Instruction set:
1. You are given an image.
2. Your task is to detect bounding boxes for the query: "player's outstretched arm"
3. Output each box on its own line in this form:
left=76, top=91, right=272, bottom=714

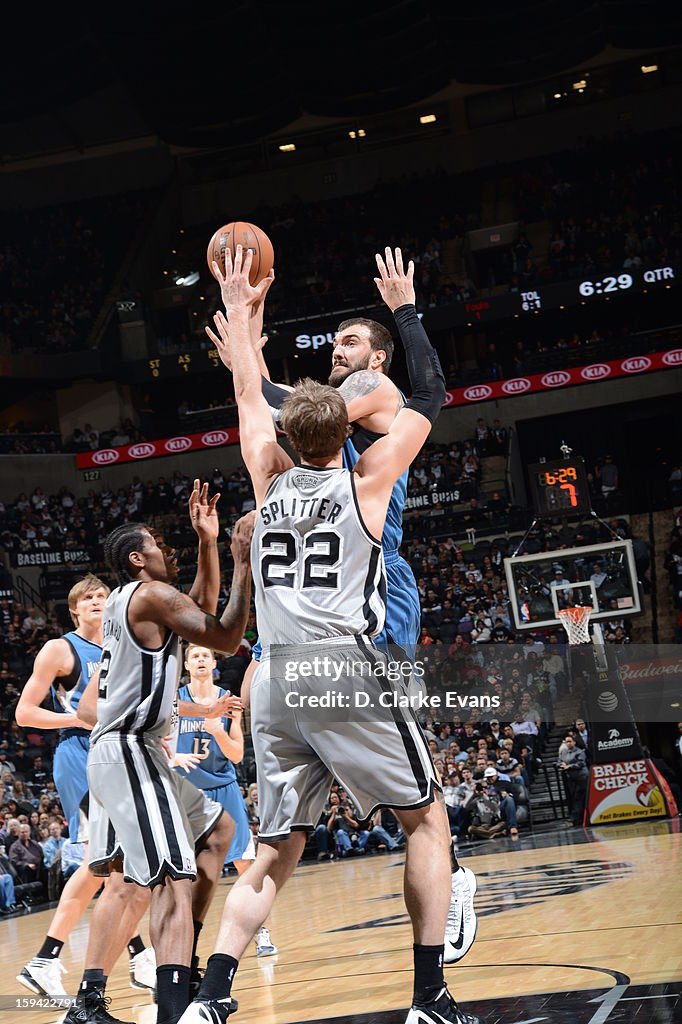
left=209, top=247, right=293, bottom=504
left=187, top=478, right=221, bottom=613
left=135, top=512, right=255, bottom=654
left=15, top=639, right=92, bottom=731
left=375, top=246, right=447, bottom=403
left=354, top=334, right=445, bottom=537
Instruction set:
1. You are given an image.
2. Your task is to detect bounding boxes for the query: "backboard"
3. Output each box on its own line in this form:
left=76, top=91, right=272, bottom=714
left=504, top=539, right=641, bottom=631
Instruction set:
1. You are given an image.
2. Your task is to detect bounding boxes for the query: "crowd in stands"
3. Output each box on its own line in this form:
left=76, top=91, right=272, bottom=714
left=0, top=423, right=662, bottom=903
left=0, top=426, right=62, bottom=456
left=1, top=193, right=153, bottom=357
left=507, top=132, right=681, bottom=293
left=150, top=128, right=681, bottom=349
left=666, top=507, right=682, bottom=643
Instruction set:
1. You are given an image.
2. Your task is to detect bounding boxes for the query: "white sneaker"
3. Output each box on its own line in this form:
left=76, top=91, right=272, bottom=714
left=444, top=865, right=477, bottom=964
left=129, top=946, right=157, bottom=990
left=177, top=995, right=238, bottom=1023
left=406, top=985, right=480, bottom=1024
left=254, top=927, right=278, bottom=957
left=17, top=957, right=68, bottom=996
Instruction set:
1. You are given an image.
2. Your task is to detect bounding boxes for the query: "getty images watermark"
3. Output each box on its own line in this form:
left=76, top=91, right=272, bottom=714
left=278, top=650, right=500, bottom=714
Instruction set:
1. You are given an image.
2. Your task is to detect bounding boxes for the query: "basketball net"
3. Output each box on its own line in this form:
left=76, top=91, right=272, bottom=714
left=557, top=606, right=593, bottom=645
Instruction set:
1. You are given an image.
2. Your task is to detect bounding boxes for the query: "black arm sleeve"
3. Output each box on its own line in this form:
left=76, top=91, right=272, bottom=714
left=393, top=303, right=446, bottom=424
left=261, top=377, right=290, bottom=410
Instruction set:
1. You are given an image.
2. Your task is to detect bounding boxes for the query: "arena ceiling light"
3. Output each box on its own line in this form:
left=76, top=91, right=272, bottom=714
left=419, top=113, right=437, bottom=124
left=348, top=129, right=366, bottom=139
left=279, top=143, right=296, bottom=152
left=641, top=64, right=658, bottom=73
left=572, top=79, right=587, bottom=92
left=175, top=272, right=200, bottom=286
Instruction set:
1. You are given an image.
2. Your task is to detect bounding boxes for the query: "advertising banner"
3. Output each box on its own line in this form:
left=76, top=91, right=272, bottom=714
left=10, top=548, right=91, bottom=568
left=586, top=758, right=677, bottom=825
left=75, top=428, right=240, bottom=470
left=443, top=347, right=682, bottom=408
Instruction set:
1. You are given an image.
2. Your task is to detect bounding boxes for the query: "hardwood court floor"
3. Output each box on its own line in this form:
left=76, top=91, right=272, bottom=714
left=1, top=821, right=680, bottom=1024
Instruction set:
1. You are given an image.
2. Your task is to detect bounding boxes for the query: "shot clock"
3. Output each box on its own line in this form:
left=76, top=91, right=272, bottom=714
left=528, top=457, right=592, bottom=518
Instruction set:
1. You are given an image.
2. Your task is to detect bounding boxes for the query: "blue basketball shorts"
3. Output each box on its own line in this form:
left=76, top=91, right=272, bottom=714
left=53, top=734, right=90, bottom=842
left=204, top=779, right=254, bottom=862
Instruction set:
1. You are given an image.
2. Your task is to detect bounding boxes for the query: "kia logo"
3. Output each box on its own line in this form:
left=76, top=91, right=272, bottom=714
left=581, top=363, right=611, bottom=380
left=502, top=378, right=531, bottom=394
left=541, top=371, right=571, bottom=387
left=165, top=436, right=193, bottom=452
left=92, top=449, right=120, bottom=465
left=621, top=356, right=652, bottom=373
left=442, top=391, right=455, bottom=407
left=662, top=349, right=682, bottom=366
left=128, top=443, right=156, bottom=458
left=463, top=385, right=493, bottom=402
left=202, top=430, right=229, bottom=446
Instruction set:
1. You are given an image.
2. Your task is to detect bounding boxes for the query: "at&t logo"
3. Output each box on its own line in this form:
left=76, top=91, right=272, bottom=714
left=463, top=384, right=492, bottom=402
left=202, top=430, right=229, bottom=446
left=620, top=356, right=652, bottom=373
left=541, top=370, right=571, bottom=388
left=597, top=691, right=619, bottom=712
left=92, top=449, right=120, bottom=465
left=662, top=349, right=682, bottom=366
left=165, top=437, right=193, bottom=453
left=502, top=378, right=531, bottom=394
left=581, top=364, right=611, bottom=381
left=128, top=443, right=156, bottom=459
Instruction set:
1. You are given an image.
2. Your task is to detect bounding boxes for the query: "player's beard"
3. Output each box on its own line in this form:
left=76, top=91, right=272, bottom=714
left=328, top=354, right=371, bottom=387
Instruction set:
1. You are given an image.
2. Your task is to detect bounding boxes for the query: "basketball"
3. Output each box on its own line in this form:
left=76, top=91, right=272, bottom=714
left=206, top=221, right=274, bottom=285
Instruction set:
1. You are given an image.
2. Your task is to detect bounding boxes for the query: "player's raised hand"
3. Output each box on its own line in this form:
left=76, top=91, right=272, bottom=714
left=205, top=313, right=232, bottom=370
left=212, top=244, right=273, bottom=314
left=374, top=246, right=416, bottom=311
left=189, top=478, right=220, bottom=542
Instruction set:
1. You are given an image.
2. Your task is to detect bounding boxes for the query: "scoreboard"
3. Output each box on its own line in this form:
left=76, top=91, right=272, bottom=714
left=527, top=457, right=592, bottom=518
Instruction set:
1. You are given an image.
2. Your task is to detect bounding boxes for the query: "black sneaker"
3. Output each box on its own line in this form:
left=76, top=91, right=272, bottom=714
left=174, top=995, right=239, bottom=1022
left=62, top=988, right=135, bottom=1024
left=406, top=986, right=480, bottom=1024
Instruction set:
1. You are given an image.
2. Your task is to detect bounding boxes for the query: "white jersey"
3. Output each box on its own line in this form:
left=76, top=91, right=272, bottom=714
left=252, top=465, right=386, bottom=647
left=92, top=581, right=180, bottom=742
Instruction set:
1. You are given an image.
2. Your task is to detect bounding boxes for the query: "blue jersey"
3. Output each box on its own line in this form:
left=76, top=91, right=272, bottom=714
left=51, top=631, right=102, bottom=739
left=343, top=427, right=407, bottom=553
left=175, top=685, right=237, bottom=789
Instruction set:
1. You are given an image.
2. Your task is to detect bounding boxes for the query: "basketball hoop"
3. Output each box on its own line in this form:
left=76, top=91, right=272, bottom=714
left=557, top=606, right=593, bottom=645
